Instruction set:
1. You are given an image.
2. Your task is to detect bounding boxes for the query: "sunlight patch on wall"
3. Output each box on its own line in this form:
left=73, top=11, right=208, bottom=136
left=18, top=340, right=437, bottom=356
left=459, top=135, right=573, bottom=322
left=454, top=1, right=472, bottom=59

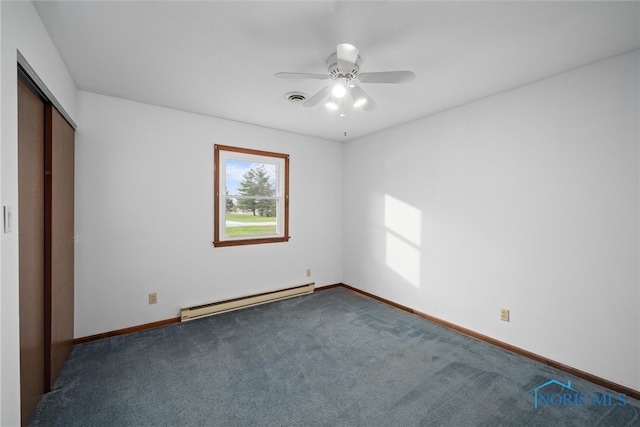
left=385, top=195, right=421, bottom=245
left=385, top=232, right=421, bottom=287
left=385, top=195, right=422, bottom=288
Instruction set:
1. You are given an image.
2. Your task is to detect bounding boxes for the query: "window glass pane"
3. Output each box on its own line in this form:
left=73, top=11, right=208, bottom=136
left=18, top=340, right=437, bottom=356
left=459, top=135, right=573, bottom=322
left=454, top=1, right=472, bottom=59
left=225, top=159, right=276, bottom=197
left=225, top=201, right=278, bottom=237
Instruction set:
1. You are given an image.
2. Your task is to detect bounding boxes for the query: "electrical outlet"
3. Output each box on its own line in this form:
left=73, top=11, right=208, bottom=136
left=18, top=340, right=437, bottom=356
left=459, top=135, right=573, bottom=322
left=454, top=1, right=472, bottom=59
left=306, top=268, right=311, bottom=277
left=500, top=308, right=510, bottom=322
left=149, top=293, right=157, bottom=304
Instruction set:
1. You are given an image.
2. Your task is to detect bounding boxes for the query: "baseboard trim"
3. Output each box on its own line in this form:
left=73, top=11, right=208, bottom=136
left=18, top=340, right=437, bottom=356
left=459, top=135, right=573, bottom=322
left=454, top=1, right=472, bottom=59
left=339, top=283, right=640, bottom=401
left=315, top=283, right=343, bottom=291
left=74, top=317, right=181, bottom=345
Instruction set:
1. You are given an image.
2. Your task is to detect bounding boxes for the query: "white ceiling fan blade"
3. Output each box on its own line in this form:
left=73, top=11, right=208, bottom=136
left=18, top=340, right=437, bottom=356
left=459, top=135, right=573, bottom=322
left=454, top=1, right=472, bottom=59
left=351, top=85, right=376, bottom=111
left=337, top=43, right=359, bottom=73
left=303, top=85, right=331, bottom=107
left=358, top=71, right=416, bottom=84
left=275, top=72, right=329, bottom=80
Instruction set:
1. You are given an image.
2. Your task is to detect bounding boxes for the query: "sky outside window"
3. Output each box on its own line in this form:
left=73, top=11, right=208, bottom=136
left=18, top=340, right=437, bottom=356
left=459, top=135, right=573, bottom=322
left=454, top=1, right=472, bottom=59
left=225, top=159, right=276, bottom=194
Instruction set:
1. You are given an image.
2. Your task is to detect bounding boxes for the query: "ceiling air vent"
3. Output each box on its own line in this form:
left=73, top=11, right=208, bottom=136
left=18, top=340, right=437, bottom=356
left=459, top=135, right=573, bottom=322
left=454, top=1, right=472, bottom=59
left=284, top=91, right=308, bottom=104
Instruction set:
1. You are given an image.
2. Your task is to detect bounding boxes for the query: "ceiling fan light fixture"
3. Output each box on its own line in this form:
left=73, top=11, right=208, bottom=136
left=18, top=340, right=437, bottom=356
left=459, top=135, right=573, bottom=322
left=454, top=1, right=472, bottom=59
left=353, top=97, right=367, bottom=108
left=325, top=100, right=339, bottom=111
left=331, top=79, right=347, bottom=98
left=351, top=85, right=370, bottom=109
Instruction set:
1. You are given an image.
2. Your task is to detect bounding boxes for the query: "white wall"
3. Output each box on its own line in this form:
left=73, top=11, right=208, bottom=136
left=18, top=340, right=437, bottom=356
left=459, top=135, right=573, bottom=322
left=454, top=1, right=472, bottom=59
left=0, top=4, right=4, bottom=424
left=1, top=1, right=78, bottom=425
left=0, top=3, right=3, bottom=422
left=342, top=51, right=639, bottom=391
left=74, top=91, right=343, bottom=338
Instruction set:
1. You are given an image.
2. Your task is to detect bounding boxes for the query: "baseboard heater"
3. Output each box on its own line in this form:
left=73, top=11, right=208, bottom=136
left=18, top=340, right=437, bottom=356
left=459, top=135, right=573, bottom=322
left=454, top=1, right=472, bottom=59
left=180, top=282, right=315, bottom=322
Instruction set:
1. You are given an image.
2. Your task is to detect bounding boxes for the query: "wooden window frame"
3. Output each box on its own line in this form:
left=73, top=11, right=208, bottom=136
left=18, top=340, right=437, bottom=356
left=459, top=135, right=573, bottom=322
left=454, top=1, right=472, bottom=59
left=214, top=144, right=290, bottom=247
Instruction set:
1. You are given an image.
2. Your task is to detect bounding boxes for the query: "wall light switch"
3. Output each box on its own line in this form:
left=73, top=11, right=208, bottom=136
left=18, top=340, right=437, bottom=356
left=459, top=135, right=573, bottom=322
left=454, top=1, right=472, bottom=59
left=3, top=206, right=12, bottom=233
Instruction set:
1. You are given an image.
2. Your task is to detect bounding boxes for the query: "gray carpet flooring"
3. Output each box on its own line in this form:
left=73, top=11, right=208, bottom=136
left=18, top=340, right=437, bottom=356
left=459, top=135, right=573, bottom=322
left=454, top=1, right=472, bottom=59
left=30, top=286, right=639, bottom=426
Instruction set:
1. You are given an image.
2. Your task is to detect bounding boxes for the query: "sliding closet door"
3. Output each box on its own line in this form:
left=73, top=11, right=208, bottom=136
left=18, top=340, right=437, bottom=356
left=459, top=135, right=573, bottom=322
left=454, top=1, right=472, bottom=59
left=45, top=105, right=75, bottom=388
left=18, top=74, right=75, bottom=425
left=18, top=77, right=46, bottom=425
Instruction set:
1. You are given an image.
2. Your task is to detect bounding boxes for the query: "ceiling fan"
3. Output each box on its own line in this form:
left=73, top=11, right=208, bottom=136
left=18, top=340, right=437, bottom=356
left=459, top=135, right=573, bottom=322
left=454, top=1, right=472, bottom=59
left=275, top=43, right=415, bottom=115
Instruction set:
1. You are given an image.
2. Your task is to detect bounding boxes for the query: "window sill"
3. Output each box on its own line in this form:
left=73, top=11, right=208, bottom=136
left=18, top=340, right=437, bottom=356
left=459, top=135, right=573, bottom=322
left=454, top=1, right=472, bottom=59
left=213, top=236, right=290, bottom=247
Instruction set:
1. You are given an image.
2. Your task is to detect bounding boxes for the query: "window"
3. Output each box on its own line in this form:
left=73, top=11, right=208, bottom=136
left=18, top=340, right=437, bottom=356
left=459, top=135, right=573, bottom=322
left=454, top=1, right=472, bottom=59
left=214, top=145, right=289, bottom=247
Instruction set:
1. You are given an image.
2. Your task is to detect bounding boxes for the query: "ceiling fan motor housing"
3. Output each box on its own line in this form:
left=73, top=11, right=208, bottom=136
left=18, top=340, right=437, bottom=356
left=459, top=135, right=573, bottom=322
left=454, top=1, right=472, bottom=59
left=327, top=52, right=361, bottom=81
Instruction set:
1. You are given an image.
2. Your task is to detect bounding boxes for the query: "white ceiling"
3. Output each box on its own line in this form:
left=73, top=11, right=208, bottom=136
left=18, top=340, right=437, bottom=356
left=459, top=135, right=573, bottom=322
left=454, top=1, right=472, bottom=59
left=33, top=0, right=640, bottom=142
